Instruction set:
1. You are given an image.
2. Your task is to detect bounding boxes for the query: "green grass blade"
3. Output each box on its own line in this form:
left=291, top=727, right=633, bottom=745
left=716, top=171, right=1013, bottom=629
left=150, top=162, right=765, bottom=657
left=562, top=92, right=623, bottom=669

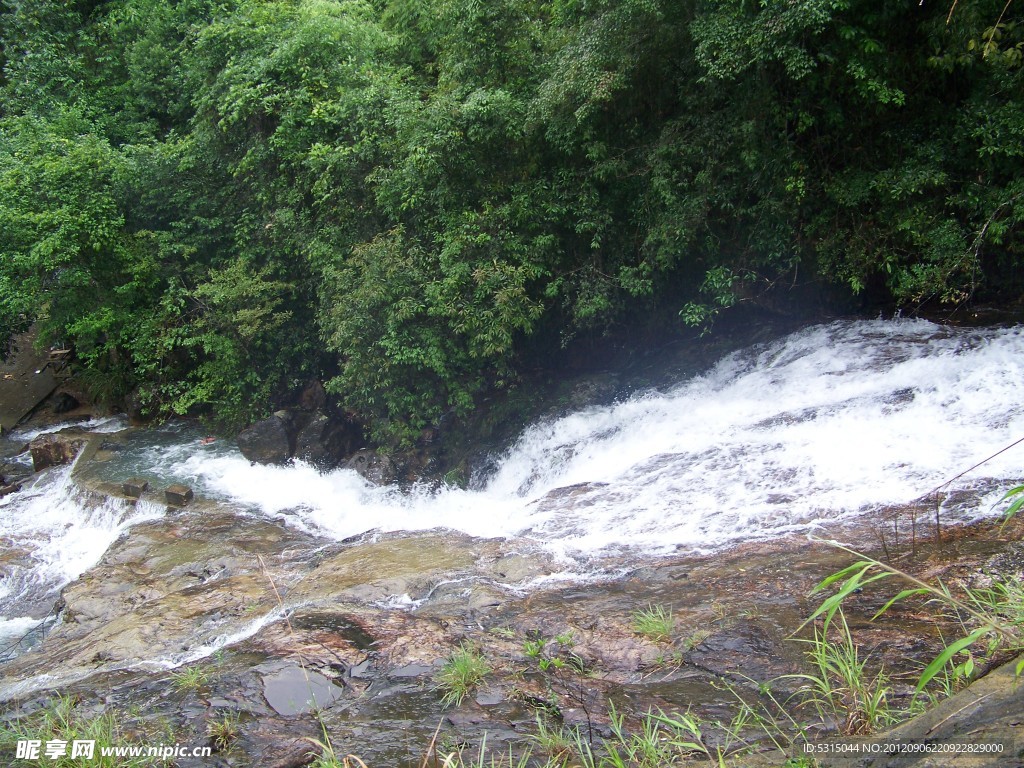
left=915, top=628, right=989, bottom=693
left=800, top=568, right=891, bottom=632
left=873, top=587, right=930, bottom=620
left=1000, top=485, right=1024, bottom=529
left=809, top=561, right=876, bottom=595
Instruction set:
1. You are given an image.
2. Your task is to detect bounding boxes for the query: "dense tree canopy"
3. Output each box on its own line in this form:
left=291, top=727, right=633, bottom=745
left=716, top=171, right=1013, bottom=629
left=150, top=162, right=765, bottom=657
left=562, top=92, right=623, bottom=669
left=1, top=0, right=1021, bottom=439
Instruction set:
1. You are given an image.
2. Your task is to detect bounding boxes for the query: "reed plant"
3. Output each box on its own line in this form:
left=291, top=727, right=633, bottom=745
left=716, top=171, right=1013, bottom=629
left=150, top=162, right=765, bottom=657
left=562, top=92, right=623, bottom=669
left=787, top=611, right=896, bottom=735
left=804, top=540, right=1024, bottom=693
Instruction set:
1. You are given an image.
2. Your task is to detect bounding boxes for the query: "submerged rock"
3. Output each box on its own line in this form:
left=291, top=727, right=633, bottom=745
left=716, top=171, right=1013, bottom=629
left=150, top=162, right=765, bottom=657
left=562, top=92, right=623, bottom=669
left=261, top=664, right=344, bottom=716
left=0, top=461, right=31, bottom=487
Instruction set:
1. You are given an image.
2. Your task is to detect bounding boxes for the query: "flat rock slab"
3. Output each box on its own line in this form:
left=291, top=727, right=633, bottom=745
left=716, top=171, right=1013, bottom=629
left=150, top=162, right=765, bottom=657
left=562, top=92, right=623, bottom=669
left=290, top=535, right=477, bottom=602
left=0, top=330, right=57, bottom=432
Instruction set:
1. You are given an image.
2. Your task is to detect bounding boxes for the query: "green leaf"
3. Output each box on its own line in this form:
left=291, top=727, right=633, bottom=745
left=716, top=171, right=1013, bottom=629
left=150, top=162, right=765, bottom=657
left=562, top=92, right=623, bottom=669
left=801, top=564, right=892, bottom=632
left=916, top=628, right=989, bottom=693
left=809, top=560, right=876, bottom=595
left=873, top=587, right=931, bottom=620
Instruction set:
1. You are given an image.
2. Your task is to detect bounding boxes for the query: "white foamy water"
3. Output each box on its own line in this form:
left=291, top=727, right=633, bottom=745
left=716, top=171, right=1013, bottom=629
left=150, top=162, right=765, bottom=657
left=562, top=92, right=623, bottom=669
left=2, top=317, right=1023, bottom=633
left=1, top=316, right=1023, bottom=678
left=9, top=415, right=127, bottom=443
left=0, top=461, right=165, bottom=618
left=170, top=318, right=1024, bottom=556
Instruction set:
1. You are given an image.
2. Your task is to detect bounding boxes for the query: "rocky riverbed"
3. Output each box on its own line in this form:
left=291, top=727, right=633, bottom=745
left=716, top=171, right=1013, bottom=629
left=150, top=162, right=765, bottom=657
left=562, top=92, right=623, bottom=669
left=3, top=317, right=1024, bottom=766
left=1, top=435, right=1022, bottom=767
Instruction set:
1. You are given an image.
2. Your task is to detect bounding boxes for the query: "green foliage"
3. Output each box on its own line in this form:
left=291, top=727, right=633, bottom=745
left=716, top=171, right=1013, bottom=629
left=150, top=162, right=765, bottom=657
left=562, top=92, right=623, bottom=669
left=789, top=611, right=897, bottom=735
left=806, top=542, right=1024, bottom=695
left=0, top=696, right=162, bottom=766
left=0, top=111, right=149, bottom=356
left=206, top=713, right=239, bottom=752
left=1, top=0, right=1023, bottom=437
left=170, top=664, right=211, bottom=693
left=1000, top=482, right=1024, bottom=527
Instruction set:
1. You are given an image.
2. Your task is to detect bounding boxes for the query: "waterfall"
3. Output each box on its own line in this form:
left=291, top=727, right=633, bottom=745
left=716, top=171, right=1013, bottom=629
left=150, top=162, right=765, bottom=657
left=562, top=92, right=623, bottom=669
left=170, top=318, right=1024, bottom=555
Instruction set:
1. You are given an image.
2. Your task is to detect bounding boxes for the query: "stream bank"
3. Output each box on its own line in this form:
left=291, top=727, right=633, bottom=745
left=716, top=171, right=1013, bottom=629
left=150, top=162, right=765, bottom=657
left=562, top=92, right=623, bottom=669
left=2, top=316, right=1024, bottom=765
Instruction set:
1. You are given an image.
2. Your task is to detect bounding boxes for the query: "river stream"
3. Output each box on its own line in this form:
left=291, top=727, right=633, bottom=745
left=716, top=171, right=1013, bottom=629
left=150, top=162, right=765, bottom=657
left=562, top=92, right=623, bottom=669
left=2, top=316, right=1023, bottom=708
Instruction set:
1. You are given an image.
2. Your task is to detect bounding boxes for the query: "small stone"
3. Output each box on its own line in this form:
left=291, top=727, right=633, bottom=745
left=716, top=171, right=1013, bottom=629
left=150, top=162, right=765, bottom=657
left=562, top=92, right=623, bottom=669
left=122, top=478, right=149, bottom=498
left=474, top=687, right=504, bottom=707
left=165, top=484, right=194, bottom=506
left=0, top=483, right=21, bottom=499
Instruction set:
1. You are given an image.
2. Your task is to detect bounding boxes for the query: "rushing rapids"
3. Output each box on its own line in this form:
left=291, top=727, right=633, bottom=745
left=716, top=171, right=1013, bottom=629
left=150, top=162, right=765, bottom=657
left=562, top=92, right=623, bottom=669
left=160, top=318, right=1024, bottom=550
left=2, top=318, right=1024, bottom=658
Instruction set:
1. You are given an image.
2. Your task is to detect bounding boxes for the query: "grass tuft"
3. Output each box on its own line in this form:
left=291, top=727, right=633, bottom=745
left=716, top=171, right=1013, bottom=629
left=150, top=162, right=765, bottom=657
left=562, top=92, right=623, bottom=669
left=632, top=604, right=674, bottom=643
left=0, top=696, right=161, bottom=766
left=170, top=664, right=210, bottom=693
left=206, top=713, right=239, bottom=752
left=788, top=611, right=896, bottom=735
left=437, top=643, right=490, bottom=708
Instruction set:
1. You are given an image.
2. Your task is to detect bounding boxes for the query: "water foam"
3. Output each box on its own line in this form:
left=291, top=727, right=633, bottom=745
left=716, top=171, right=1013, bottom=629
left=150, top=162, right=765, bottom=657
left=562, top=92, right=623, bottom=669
left=7, top=415, right=127, bottom=443
left=174, top=318, right=1024, bottom=556
left=0, top=463, right=165, bottom=616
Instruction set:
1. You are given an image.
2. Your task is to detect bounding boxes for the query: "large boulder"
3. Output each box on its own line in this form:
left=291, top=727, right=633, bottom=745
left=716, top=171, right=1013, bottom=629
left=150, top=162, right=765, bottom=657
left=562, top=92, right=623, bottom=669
left=345, top=449, right=398, bottom=485
left=29, top=431, right=88, bottom=472
left=294, top=411, right=365, bottom=469
left=236, top=412, right=296, bottom=465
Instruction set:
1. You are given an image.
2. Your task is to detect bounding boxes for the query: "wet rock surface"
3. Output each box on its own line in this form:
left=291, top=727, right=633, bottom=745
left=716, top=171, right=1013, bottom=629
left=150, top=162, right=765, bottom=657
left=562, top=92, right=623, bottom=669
left=28, top=430, right=89, bottom=471
left=344, top=448, right=398, bottom=485
left=238, top=409, right=368, bottom=469
left=1, top=451, right=1023, bottom=766
left=261, top=663, right=344, bottom=715
left=236, top=412, right=295, bottom=465
left=0, top=329, right=60, bottom=432
left=294, top=410, right=365, bottom=469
